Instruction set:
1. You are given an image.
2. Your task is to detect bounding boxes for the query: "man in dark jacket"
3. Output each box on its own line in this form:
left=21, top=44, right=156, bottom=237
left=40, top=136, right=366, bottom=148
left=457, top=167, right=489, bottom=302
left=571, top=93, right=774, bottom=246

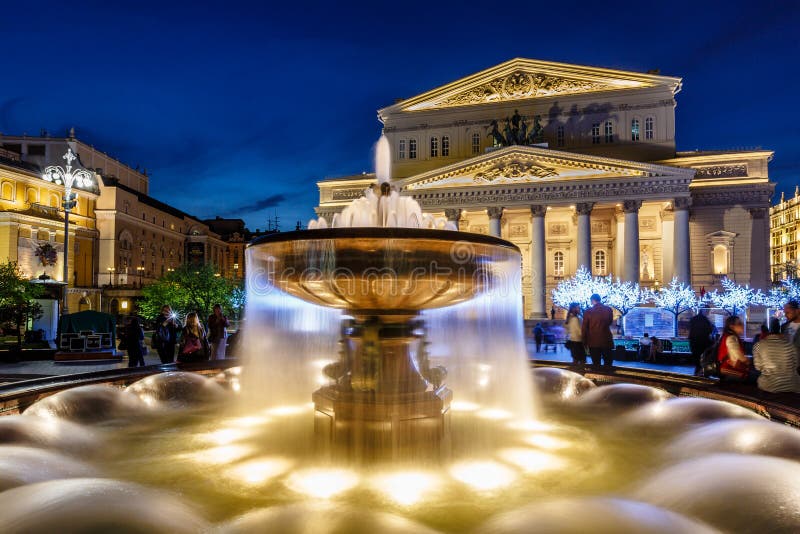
left=688, top=309, right=714, bottom=375
left=581, top=294, right=614, bottom=369
left=154, top=305, right=181, bottom=364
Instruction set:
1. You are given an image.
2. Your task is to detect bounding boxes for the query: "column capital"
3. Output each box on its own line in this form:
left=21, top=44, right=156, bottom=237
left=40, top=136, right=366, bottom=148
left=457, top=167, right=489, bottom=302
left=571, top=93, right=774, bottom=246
left=622, top=199, right=642, bottom=213
left=444, top=208, right=462, bottom=222
left=575, top=202, right=594, bottom=216
left=530, top=204, right=547, bottom=218
left=673, top=197, right=692, bottom=210
left=487, top=206, right=504, bottom=220
left=749, top=207, right=768, bottom=219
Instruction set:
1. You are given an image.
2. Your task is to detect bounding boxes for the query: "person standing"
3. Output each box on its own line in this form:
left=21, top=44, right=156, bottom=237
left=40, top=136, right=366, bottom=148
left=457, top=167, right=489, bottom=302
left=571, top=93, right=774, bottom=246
left=125, top=316, right=145, bottom=368
left=178, top=312, right=208, bottom=363
left=639, top=333, right=653, bottom=362
left=533, top=323, right=544, bottom=353
left=753, top=318, right=800, bottom=393
left=207, top=304, right=230, bottom=360
left=564, top=303, right=585, bottom=366
left=154, top=305, right=181, bottom=364
left=581, top=294, right=614, bottom=369
left=688, top=309, right=715, bottom=376
left=717, top=315, right=753, bottom=382
left=781, top=301, right=800, bottom=352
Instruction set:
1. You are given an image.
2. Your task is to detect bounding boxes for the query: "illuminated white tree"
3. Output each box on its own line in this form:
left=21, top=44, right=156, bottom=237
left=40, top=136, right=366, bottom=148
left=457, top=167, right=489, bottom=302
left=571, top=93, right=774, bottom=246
left=551, top=266, right=608, bottom=310
left=605, top=278, right=644, bottom=316
left=762, top=279, right=800, bottom=309
left=648, top=278, right=698, bottom=336
left=709, top=277, right=763, bottom=316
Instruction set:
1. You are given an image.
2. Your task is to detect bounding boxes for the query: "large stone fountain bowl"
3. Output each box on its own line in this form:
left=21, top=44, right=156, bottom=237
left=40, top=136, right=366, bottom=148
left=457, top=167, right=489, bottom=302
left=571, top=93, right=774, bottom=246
left=248, top=228, right=520, bottom=315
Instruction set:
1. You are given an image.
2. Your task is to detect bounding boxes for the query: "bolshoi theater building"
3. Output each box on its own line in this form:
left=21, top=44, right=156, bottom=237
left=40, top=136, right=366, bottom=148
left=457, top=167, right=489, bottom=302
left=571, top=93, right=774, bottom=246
left=315, top=58, right=774, bottom=319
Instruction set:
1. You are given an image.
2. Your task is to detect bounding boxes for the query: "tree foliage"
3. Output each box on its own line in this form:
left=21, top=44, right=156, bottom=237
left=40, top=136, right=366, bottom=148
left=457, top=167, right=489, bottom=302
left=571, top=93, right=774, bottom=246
left=551, top=266, right=643, bottom=315
left=0, top=261, right=44, bottom=348
left=138, top=264, right=244, bottom=321
left=707, top=277, right=763, bottom=316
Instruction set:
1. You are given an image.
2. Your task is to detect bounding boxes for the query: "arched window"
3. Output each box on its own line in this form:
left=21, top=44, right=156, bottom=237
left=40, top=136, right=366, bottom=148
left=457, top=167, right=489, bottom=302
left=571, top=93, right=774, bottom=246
left=631, top=118, right=640, bottom=141
left=408, top=139, right=417, bottom=159
left=604, top=120, right=614, bottom=143
left=1, top=182, right=14, bottom=201
left=594, top=250, right=607, bottom=275
left=553, top=251, right=565, bottom=277
left=556, top=125, right=565, bottom=147
left=26, top=188, right=38, bottom=205
left=713, top=245, right=729, bottom=275
left=645, top=117, right=654, bottom=140
left=441, top=136, right=449, bottom=157
left=398, top=140, right=406, bottom=160
left=472, top=132, right=481, bottom=154
left=49, top=193, right=60, bottom=208
left=430, top=137, right=438, bottom=158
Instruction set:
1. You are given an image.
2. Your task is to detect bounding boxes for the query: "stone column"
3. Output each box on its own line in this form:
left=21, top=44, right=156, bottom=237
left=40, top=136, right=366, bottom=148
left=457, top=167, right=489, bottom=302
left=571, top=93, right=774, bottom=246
left=673, top=197, right=691, bottom=284
left=749, top=207, right=769, bottom=290
left=623, top=200, right=642, bottom=283
left=575, top=202, right=594, bottom=272
left=487, top=207, right=504, bottom=238
left=444, top=208, right=461, bottom=224
left=530, top=205, right=547, bottom=318
left=661, top=208, right=675, bottom=283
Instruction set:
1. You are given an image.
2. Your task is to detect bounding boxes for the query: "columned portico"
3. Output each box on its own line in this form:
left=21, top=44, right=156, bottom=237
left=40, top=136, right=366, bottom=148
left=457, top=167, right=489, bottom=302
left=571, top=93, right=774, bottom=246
left=530, top=205, right=547, bottom=318
left=575, top=202, right=593, bottom=272
left=487, top=207, right=503, bottom=238
left=673, top=197, right=691, bottom=284
left=623, top=200, right=642, bottom=283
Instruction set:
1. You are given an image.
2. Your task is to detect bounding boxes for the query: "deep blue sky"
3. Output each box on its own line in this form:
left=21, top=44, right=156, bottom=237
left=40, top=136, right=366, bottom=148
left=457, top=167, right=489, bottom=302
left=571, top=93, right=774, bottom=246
left=2, top=1, right=799, bottom=229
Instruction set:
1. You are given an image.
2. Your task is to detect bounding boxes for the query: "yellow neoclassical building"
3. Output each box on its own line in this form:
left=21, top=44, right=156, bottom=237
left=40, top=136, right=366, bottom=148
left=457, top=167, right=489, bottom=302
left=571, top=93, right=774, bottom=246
left=316, top=58, right=775, bottom=318
left=0, top=144, right=99, bottom=312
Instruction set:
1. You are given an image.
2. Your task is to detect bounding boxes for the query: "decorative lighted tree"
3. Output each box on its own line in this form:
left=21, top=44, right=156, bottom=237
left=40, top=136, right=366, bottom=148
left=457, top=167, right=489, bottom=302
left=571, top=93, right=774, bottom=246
left=762, top=279, right=800, bottom=309
left=605, top=278, right=644, bottom=317
left=709, top=277, right=763, bottom=316
left=551, top=266, right=609, bottom=310
left=648, top=278, right=698, bottom=336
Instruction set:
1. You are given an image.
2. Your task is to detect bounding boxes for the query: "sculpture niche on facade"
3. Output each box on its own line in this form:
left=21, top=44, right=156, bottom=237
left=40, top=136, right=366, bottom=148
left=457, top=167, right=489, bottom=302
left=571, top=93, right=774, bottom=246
left=487, top=109, right=545, bottom=147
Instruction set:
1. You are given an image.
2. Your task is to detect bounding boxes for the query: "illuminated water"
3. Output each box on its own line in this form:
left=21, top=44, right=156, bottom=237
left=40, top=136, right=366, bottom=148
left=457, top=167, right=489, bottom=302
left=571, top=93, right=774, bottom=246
left=5, top=376, right=800, bottom=533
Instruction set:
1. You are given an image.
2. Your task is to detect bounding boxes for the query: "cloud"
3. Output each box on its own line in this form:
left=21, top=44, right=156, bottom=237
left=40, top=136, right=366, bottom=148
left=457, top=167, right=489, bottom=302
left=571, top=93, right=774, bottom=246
left=223, top=194, right=286, bottom=216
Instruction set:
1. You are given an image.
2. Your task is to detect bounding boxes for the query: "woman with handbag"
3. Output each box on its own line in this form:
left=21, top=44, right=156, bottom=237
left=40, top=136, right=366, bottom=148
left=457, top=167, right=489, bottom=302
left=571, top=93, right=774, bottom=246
left=178, top=312, right=209, bottom=363
left=564, top=302, right=585, bottom=366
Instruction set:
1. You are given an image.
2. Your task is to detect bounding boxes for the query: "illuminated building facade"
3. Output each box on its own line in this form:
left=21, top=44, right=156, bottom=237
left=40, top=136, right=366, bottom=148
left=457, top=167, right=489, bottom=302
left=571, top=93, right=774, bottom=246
left=770, top=188, right=800, bottom=282
left=316, top=58, right=775, bottom=317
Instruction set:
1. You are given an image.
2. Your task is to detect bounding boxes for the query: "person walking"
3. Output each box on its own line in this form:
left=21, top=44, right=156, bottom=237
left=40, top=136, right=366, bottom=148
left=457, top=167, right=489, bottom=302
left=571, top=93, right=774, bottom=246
left=564, top=303, right=585, bottom=366
left=207, top=304, right=230, bottom=360
left=581, top=294, right=614, bottom=369
left=154, top=305, right=181, bottom=364
left=533, top=323, right=544, bottom=353
left=753, top=318, right=800, bottom=393
left=688, top=309, right=715, bottom=376
left=717, top=315, right=753, bottom=382
left=125, top=316, right=145, bottom=368
left=178, top=312, right=209, bottom=363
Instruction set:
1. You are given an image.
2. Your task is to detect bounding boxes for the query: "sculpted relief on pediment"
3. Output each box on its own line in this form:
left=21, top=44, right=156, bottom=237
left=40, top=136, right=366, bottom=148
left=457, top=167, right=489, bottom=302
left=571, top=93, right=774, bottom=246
left=473, top=160, right=558, bottom=184
left=433, top=70, right=617, bottom=108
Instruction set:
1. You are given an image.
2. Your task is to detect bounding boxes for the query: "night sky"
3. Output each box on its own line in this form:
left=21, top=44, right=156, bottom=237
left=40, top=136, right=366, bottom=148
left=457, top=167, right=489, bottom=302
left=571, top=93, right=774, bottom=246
left=2, top=1, right=798, bottom=229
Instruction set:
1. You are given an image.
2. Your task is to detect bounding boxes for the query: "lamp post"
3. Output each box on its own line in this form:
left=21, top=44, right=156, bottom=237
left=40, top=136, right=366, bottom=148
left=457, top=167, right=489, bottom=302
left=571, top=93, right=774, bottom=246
left=42, top=148, right=93, bottom=315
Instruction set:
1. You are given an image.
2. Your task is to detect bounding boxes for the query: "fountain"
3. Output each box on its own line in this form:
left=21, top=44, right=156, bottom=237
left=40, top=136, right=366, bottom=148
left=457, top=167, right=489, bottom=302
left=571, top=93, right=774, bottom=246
left=1, top=136, right=800, bottom=532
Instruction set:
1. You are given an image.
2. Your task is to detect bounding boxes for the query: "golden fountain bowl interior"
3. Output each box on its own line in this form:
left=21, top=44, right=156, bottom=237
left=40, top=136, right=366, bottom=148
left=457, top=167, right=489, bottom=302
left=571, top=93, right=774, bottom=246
left=248, top=228, right=520, bottom=314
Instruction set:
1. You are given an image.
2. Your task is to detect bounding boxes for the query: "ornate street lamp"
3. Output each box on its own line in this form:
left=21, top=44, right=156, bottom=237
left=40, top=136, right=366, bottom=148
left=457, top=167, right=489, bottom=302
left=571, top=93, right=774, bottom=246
left=42, top=148, right=93, bottom=315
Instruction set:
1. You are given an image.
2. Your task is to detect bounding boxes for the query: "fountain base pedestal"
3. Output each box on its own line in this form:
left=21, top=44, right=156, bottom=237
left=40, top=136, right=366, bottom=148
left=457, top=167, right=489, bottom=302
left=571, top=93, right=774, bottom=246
left=313, top=385, right=452, bottom=461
